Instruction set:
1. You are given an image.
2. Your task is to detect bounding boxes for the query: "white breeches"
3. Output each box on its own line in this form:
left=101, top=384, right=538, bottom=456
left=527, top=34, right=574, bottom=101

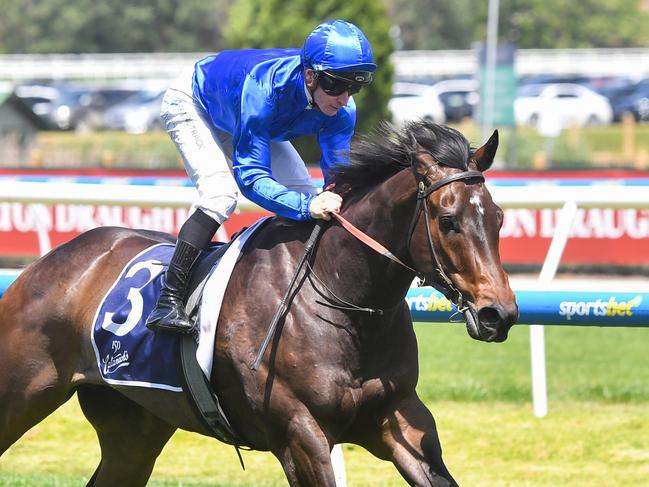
left=160, top=70, right=317, bottom=224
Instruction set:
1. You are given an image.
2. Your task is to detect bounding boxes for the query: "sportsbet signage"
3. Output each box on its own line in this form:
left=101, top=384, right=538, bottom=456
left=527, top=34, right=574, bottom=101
left=406, top=288, right=649, bottom=327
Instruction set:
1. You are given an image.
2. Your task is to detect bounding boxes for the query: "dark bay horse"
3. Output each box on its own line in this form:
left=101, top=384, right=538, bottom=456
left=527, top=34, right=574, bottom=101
left=0, top=121, right=517, bottom=486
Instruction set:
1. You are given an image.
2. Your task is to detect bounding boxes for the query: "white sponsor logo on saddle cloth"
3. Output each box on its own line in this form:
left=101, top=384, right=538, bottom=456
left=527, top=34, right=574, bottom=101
left=90, top=218, right=269, bottom=392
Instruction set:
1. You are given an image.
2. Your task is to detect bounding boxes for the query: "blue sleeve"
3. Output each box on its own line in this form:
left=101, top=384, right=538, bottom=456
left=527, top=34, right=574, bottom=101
left=318, top=98, right=356, bottom=185
left=231, top=76, right=315, bottom=221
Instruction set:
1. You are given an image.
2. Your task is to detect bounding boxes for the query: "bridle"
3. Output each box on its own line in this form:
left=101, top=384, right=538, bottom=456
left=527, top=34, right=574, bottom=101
left=327, top=151, right=485, bottom=314
left=252, top=151, right=486, bottom=369
left=406, top=150, right=484, bottom=312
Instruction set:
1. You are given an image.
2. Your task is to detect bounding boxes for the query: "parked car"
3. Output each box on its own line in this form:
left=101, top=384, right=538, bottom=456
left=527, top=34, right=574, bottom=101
left=388, top=82, right=446, bottom=125
left=518, top=74, right=592, bottom=87
left=514, top=83, right=613, bottom=128
left=103, top=90, right=165, bottom=133
left=608, top=79, right=649, bottom=122
left=72, top=87, right=142, bottom=132
left=14, top=83, right=87, bottom=130
left=14, top=83, right=140, bottom=131
left=432, top=79, right=479, bottom=122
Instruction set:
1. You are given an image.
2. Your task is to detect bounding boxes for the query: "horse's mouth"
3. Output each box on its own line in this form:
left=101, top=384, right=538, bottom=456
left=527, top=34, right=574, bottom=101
left=464, top=305, right=485, bottom=341
left=463, top=303, right=510, bottom=343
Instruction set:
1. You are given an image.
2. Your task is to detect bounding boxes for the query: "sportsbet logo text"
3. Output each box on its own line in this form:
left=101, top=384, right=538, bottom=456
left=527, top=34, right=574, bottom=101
left=558, top=296, right=642, bottom=320
left=406, top=294, right=453, bottom=313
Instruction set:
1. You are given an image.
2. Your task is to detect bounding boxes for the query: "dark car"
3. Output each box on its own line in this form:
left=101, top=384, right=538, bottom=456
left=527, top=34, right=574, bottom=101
left=14, top=83, right=87, bottom=130
left=15, top=83, right=140, bottom=131
left=102, top=90, right=165, bottom=133
left=71, top=87, right=142, bottom=132
left=608, top=79, right=649, bottom=122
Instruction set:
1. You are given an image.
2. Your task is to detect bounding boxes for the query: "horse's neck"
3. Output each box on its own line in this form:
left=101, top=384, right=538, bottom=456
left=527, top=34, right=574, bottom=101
left=319, top=171, right=417, bottom=309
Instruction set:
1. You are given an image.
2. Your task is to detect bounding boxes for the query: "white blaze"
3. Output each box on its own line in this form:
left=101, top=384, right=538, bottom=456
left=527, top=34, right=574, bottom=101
left=469, top=194, right=484, bottom=215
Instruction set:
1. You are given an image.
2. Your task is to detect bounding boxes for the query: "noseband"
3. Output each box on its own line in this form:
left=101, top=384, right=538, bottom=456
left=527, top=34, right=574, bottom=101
left=408, top=155, right=484, bottom=311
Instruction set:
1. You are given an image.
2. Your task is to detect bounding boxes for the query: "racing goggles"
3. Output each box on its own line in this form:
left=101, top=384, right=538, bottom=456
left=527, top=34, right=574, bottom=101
left=317, top=71, right=373, bottom=96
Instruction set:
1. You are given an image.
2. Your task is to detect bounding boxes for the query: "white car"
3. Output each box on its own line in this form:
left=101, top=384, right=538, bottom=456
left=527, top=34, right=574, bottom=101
left=388, top=82, right=446, bottom=125
left=514, top=83, right=613, bottom=128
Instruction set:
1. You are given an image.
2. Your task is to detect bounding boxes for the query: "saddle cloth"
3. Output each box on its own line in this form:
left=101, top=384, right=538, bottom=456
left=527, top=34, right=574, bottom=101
left=90, top=218, right=268, bottom=392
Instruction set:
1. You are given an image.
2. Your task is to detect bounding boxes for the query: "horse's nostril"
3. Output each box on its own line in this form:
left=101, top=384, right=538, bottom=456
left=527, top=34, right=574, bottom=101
left=477, top=306, right=501, bottom=327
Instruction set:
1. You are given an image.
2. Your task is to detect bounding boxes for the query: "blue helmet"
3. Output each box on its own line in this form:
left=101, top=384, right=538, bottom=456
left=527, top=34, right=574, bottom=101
left=301, top=19, right=376, bottom=73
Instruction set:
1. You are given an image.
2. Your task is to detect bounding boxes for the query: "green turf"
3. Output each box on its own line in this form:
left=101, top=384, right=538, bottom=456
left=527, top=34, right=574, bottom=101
left=1, top=323, right=648, bottom=486
left=414, top=322, right=649, bottom=403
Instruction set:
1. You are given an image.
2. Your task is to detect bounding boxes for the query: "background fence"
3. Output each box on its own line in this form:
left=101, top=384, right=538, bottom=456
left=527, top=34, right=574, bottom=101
left=1, top=48, right=649, bottom=81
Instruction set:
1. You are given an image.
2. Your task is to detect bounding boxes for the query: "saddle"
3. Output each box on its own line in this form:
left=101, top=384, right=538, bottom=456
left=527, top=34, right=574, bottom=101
left=178, top=219, right=271, bottom=458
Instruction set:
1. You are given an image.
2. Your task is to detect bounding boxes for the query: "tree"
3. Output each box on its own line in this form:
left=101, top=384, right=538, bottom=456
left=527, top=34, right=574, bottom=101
left=384, top=0, right=477, bottom=49
left=474, top=0, right=649, bottom=48
left=0, top=0, right=230, bottom=53
left=225, top=0, right=394, bottom=136
left=385, top=0, right=649, bottom=50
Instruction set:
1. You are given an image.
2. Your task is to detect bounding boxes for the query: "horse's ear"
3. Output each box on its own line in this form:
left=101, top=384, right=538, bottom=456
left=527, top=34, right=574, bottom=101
left=470, top=130, right=499, bottom=172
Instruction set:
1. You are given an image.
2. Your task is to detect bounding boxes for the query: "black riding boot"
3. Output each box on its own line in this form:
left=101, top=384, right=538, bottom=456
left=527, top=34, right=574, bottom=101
left=145, top=239, right=202, bottom=334
left=145, top=208, right=220, bottom=334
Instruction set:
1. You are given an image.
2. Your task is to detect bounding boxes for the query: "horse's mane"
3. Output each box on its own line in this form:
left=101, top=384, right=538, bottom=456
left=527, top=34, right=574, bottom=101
left=329, top=120, right=471, bottom=191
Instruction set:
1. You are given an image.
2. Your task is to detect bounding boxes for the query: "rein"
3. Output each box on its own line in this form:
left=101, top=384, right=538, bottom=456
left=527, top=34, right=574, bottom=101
left=331, top=156, right=484, bottom=315
left=251, top=220, right=325, bottom=371
left=332, top=212, right=421, bottom=277
left=250, top=158, right=485, bottom=372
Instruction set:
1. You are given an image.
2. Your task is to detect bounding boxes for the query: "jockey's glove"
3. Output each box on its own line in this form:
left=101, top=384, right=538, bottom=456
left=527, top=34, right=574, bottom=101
left=309, top=191, right=342, bottom=220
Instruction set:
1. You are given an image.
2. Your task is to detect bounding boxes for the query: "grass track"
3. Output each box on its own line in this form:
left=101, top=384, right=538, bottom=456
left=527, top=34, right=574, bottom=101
left=1, top=323, right=648, bottom=485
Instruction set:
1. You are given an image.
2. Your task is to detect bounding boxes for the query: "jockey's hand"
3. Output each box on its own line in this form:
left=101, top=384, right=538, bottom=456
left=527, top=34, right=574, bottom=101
left=309, top=191, right=342, bottom=220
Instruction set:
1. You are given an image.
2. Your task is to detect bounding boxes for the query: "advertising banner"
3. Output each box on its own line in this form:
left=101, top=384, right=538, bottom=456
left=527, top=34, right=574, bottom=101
left=0, top=169, right=648, bottom=268
left=406, top=287, right=649, bottom=327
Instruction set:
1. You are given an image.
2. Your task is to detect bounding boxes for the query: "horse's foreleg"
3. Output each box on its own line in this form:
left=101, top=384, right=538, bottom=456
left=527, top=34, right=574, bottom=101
left=272, top=414, right=337, bottom=487
left=77, top=385, right=176, bottom=486
left=356, top=394, right=458, bottom=487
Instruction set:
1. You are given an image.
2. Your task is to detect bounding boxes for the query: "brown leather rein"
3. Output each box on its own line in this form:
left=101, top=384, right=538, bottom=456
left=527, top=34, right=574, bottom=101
left=332, top=164, right=485, bottom=312
left=251, top=162, right=485, bottom=371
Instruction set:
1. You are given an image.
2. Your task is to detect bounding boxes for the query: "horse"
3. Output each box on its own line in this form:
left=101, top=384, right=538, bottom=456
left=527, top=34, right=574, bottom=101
left=0, top=121, right=517, bottom=486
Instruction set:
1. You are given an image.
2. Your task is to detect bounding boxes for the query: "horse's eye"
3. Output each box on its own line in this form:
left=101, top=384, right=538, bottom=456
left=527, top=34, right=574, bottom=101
left=439, top=215, right=458, bottom=233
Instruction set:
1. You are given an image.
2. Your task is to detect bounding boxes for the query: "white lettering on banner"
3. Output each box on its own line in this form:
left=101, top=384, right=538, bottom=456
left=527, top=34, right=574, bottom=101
left=0, top=203, right=10, bottom=231
left=0, top=203, right=190, bottom=234
left=78, top=205, right=101, bottom=232
left=500, top=208, right=649, bottom=240
left=558, top=295, right=643, bottom=320
left=625, top=209, right=649, bottom=239
left=0, top=203, right=54, bottom=232
left=174, top=207, right=190, bottom=233
left=500, top=209, right=537, bottom=238
left=585, top=209, right=623, bottom=239
left=6, top=204, right=644, bottom=240
left=96, top=206, right=126, bottom=227
left=540, top=209, right=555, bottom=238
left=54, top=205, right=76, bottom=232
left=12, top=203, right=37, bottom=232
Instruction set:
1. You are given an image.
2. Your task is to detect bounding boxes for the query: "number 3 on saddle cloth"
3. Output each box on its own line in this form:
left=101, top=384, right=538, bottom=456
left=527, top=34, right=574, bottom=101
left=91, top=218, right=269, bottom=392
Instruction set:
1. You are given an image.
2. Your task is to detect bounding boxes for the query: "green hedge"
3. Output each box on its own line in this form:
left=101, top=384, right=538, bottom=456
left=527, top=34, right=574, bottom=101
left=455, top=122, right=649, bottom=169
left=27, top=130, right=182, bottom=169
left=11, top=123, right=649, bottom=170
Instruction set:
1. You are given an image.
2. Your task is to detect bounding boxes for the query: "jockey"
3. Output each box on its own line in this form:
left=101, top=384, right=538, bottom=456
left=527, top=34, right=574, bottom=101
left=146, top=19, right=377, bottom=334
